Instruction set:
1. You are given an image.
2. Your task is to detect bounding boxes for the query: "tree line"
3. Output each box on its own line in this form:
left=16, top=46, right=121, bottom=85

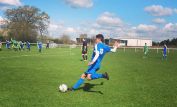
left=153, top=38, right=177, bottom=47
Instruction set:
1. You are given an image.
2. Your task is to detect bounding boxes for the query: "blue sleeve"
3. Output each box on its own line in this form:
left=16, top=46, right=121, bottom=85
left=104, top=45, right=111, bottom=53
left=97, top=43, right=111, bottom=54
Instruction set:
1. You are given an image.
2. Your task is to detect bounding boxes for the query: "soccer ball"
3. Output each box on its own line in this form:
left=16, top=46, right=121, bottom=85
left=59, top=84, right=68, bottom=92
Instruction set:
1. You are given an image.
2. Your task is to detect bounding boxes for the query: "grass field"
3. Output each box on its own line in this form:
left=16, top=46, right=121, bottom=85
left=0, top=47, right=177, bottom=107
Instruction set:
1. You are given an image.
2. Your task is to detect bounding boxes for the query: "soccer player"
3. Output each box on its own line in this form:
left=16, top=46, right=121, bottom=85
left=37, top=41, right=42, bottom=52
left=26, top=41, right=31, bottom=51
left=163, top=44, right=167, bottom=60
left=11, top=38, right=18, bottom=51
left=144, top=43, right=148, bottom=57
left=82, top=38, right=88, bottom=61
left=6, top=40, right=10, bottom=49
left=17, top=41, right=21, bottom=51
left=68, top=34, right=119, bottom=91
left=20, top=41, right=25, bottom=50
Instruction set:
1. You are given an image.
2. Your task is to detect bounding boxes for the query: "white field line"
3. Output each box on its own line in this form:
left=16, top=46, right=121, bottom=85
left=0, top=51, right=75, bottom=59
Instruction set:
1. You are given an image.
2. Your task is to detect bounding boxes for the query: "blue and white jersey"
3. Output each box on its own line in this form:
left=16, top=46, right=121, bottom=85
left=6, top=40, right=10, bottom=48
left=38, top=42, right=42, bottom=49
left=27, top=42, right=30, bottom=48
left=91, top=42, right=111, bottom=68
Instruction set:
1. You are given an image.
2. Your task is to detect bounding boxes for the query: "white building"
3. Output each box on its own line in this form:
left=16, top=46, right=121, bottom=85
left=108, top=37, right=152, bottom=47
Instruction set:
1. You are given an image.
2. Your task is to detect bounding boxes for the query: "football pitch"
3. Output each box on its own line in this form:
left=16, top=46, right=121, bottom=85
left=0, top=47, right=177, bottom=107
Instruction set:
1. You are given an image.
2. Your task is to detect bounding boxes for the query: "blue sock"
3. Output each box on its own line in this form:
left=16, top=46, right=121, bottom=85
left=72, top=78, right=84, bottom=90
left=91, top=73, right=104, bottom=80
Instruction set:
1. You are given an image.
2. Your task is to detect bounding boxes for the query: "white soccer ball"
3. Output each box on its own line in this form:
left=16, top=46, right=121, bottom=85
left=59, top=84, right=68, bottom=92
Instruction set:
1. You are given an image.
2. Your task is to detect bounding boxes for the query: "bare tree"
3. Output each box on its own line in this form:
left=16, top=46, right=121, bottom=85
left=79, top=34, right=87, bottom=39
left=60, top=35, right=71, bottom=44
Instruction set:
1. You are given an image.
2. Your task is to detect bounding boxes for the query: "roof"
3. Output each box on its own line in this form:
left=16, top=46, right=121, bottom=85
left=111, top=37, right=152, bottom=40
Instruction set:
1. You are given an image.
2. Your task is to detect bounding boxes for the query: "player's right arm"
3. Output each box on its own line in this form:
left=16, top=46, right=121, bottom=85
left=110, top=41, right=120, bottom=52
left=88, top=44, right=100, bottom=66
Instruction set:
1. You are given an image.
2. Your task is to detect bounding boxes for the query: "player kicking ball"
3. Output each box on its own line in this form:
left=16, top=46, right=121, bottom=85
left=68, top=34, right=119, bottom=91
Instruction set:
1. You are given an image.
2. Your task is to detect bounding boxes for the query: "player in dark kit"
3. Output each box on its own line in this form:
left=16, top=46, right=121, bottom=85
left=82, top=38, right=88, bottom=61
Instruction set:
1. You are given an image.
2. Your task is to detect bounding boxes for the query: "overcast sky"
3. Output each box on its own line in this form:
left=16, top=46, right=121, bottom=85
left=0, top=0, right=177, bottom=41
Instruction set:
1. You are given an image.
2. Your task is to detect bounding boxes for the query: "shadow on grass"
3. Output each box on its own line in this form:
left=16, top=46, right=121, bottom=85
left=78, top=82, right=104, bottom=95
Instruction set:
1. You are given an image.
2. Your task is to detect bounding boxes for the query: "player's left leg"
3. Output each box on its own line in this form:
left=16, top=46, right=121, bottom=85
left=71, top=66, right=94, bottom=91
left=164, top=53, right=167, bottom=60
left=72, top=73, right=86, bottom=90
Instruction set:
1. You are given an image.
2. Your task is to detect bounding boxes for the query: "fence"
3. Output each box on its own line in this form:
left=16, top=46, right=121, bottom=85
left=1, top=42, right=177, bottom=54
left=118, top=47, right=177, bottom=54
left=53, top=44, right=177, bottom=54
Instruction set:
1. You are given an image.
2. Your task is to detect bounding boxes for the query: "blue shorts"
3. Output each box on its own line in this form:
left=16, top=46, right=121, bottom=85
left=85, top=65, right=100, bottom=75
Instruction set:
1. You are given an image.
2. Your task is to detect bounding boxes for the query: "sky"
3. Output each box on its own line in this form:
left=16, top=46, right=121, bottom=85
left=0, top=0, right=177, bottom=41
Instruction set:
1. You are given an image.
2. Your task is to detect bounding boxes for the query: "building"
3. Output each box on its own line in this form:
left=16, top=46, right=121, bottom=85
left=76, top=37, right=152, bottom=47
left=106, top=37, right=152, bottom=47
left=76, top=38, right=94, bottom=45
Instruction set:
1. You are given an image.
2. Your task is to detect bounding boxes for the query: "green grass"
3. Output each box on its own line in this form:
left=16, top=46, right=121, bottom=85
left=0, top=47, right=177, bottom=107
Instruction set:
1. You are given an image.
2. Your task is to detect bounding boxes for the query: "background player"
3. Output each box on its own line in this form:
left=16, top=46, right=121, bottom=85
left=20, top=41, right=25, bottom=50
left=82, top=38, right=88, bottom=61
left=163, top=44, right=167, bottom=60
left=11, top=38, right=18, bottom=51
left=69, top=34, right=119, bottom=91
left=144, top=43, right=149, bottom=57
left=6, top=40, right=10, bottom=49
left=37, top=41, right=42, bottom=52
left=26, top=41, right=31, bottom=51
